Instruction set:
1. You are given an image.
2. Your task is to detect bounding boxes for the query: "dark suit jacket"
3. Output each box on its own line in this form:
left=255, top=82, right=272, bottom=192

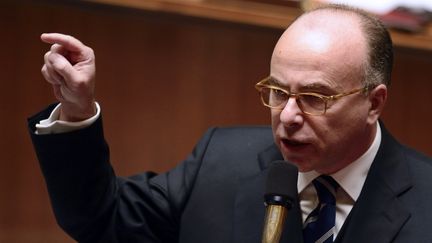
left=29, top=105, right=432, bottom=243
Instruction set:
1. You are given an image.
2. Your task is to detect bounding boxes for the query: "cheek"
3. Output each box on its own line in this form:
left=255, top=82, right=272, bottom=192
left=317, top=109, right=368, bottom=147
left=307, top=120, right=329, bottom=151
left=308, top=113, right=349, bottom=146
left=270, top=110, right=286, bottom=150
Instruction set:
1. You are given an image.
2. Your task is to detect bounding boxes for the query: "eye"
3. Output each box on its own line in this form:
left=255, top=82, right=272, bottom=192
left=266, top=88, right=288, bottom=107
left=271, top=89, right=287, bottom=99
left=298, top=94, right=325, bottom=111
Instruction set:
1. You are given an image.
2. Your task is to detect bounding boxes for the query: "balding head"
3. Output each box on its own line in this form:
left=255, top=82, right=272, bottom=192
left=272, top=4, right=393, bottom=88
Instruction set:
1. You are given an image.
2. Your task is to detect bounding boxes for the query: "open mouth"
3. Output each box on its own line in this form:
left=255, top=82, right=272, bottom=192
left=281, top=139, right=309, bottom=149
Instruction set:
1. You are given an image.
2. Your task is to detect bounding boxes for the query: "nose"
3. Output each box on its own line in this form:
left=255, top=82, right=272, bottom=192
left=279, top=97, right=304, bottom=128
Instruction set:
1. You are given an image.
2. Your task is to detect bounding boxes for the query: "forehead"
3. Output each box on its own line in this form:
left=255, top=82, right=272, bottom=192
left=270, top=11, right=367, bottom=89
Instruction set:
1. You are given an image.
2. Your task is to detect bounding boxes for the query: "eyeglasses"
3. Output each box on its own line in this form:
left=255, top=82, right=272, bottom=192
left=255, top=76, right=371, bottom=116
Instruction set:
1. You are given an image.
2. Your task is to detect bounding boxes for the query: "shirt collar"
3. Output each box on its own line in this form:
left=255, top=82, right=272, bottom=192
left=297, top=122, right=382, bottom=201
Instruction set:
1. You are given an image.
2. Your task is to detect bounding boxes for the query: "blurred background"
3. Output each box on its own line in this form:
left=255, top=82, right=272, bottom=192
left=1, top=0, right=431, bottom=242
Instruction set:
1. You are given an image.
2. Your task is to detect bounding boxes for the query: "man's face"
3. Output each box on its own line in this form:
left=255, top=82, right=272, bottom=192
left=270, top=15, right=378, bottom=174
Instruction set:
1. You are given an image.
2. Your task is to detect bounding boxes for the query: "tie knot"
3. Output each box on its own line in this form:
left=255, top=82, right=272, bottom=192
left=312, top=175, right=339, bottom=205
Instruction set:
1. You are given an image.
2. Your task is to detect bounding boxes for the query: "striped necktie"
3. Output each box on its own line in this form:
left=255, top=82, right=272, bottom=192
left=303, top=175, right=339, bottom=243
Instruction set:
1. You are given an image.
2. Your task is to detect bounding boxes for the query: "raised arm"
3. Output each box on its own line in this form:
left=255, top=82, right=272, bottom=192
left=31, top=33, right=208, bottom=243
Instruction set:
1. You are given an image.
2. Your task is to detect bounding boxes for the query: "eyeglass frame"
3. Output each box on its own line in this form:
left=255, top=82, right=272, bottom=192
left=255, top=76, right=373, bottom=116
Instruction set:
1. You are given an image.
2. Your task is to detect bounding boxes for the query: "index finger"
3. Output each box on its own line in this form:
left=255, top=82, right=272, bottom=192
left=41, top=33, right=86, bottom=53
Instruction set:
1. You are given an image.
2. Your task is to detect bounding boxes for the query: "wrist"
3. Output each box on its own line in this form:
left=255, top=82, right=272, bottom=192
left=59, top=101, right=97, bottom=122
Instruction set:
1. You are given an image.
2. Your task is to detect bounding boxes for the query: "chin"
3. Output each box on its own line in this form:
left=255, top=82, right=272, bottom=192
left=281, top=155, right=311, bottom=172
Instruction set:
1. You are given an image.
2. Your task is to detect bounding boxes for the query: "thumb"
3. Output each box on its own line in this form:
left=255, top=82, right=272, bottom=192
left=48, top=53, right=76, bottom=83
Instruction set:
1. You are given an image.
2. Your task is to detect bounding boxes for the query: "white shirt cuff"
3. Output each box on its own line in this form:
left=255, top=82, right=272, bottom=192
left=35, top=102, right=101, bottom=135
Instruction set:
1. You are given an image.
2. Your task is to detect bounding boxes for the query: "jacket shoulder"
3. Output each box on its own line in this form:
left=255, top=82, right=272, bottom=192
left=204, top=126, right=274, bottom=150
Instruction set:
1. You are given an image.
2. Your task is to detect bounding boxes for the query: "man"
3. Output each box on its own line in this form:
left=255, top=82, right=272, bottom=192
left=29, top=4, right=432, bottom=243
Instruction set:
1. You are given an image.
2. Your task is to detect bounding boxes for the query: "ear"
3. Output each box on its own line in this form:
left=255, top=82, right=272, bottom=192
left=367, top=84, right=387, bottom=125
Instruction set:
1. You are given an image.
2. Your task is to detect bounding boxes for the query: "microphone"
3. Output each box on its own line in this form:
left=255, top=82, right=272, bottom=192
left=262, top=161, right=298, bottom=243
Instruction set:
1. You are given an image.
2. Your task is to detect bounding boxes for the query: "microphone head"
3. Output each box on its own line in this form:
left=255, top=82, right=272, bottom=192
left=264, top=160, right=299, bottom=209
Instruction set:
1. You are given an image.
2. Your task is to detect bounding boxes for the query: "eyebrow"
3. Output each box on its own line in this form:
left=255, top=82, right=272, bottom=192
left=267, top=77, right=283, bottom=86
left=268, top=77, right=338, bottom=94
left=300, top=83, right=338, bottom=94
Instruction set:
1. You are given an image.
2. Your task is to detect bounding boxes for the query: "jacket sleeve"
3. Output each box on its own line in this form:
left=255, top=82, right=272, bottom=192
left=28, top=105, right=217, bottom=243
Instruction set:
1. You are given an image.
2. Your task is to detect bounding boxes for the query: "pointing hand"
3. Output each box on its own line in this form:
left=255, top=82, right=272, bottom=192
left=41, top=33, right=96, bottom=121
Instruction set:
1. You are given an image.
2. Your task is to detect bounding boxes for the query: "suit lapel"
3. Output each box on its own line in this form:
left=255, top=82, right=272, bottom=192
left=336, top=127, right=412, bottom=243
left=232, top=144, right=303, bottom=243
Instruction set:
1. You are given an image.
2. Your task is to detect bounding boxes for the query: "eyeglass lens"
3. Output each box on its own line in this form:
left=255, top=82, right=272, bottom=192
left=261, top=87, right=326, bottom=115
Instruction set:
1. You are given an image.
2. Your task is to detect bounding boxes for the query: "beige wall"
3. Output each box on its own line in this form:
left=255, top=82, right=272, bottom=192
left=1, top=1, right=431, bottom=242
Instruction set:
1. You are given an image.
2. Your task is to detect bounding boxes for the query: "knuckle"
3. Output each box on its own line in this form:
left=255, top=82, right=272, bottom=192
left=64, top=34, right=72, bottom=41
left=55, top=62, right=67, bottom=71
left=41, top=67, right=51, bottom=79
left=50, top=44, right=61, bottom=52
left=73, top=75, right=92, bottom=87
left=65, top=35, right=77, bottom=45
left=42, top=65, right=52, bottom=75
left=44, top=51, right=50, bottom=60
left=84, top=46, right=94, bottom=57
left=75, top=77, right=88, bottom=85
